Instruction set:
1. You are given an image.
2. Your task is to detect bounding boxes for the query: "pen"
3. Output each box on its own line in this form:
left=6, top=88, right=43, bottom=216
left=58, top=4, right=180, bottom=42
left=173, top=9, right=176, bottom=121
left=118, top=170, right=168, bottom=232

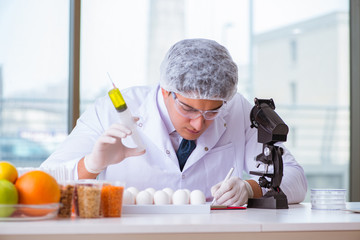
left=211, top=167, right=234, bottom=206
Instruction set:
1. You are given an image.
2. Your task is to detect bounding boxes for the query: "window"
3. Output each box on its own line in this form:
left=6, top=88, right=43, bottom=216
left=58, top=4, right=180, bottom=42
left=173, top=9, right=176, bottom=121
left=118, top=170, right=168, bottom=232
left=80, top=0, right=252, bottom=108
left=80, top=0, right=350, bottom=202
left=290, top=81, right=297, bottom=105
left=290, top=39, right=297, bottom=64
left=0, top=0, right=69, bottom=167
left=252, top=0, right=349, bottom=201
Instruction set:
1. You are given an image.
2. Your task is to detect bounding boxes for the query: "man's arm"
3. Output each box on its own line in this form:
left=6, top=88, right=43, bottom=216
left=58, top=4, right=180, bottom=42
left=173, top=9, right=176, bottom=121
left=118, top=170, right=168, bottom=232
left=77, top=157, right=99, bottom=179
left=245, top=179, right=263, bottom=198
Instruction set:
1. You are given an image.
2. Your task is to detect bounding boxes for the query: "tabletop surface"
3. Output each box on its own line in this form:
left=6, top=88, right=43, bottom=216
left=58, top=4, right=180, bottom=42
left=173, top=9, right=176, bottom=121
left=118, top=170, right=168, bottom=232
left=1, top=202, right=360, bottom=235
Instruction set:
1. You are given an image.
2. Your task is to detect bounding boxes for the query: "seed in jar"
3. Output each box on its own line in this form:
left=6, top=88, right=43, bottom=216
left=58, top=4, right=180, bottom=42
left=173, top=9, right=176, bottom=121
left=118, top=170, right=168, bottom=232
left=58, top=184, right=74, bottom=218
left=101, top=185, right=124, bottom=217
left=77, top=185, right=101, bottom=218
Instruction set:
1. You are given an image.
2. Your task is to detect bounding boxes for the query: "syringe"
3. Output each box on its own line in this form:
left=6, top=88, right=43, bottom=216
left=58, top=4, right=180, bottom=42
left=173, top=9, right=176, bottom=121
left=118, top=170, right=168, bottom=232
left=107, top=74, right=145, bottom=151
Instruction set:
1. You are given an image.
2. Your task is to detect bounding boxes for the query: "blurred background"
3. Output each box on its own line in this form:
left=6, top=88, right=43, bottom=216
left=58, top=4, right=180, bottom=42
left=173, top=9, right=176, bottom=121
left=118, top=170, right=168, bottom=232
left=0, top=0, right=350, bottom=201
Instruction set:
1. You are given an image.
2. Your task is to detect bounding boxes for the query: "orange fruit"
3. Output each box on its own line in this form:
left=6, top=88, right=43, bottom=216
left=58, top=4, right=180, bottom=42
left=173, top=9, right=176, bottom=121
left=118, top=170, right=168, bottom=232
left=15, top=170, right=60, bottom=216
left=0, top=161, right=18, bottom=183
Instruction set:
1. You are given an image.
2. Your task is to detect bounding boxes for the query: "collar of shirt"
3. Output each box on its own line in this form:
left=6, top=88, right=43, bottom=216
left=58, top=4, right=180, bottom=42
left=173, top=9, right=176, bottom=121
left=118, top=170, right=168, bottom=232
left=156, top=88, right=182, bottom=151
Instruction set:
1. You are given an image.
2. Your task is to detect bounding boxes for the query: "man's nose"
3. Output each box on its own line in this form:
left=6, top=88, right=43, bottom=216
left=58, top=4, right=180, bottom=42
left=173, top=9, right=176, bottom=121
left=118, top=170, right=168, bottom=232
left=190, top=114, right=206, bottom=131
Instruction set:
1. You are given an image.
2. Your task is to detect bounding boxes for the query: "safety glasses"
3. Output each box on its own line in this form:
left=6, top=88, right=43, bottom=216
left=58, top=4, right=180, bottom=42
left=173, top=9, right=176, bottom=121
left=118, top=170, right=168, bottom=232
left=171, top=92, right=226, bottom=120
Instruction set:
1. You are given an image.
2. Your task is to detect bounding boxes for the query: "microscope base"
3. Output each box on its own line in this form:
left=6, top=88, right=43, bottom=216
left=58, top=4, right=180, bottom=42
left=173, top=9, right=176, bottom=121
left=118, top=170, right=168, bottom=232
left=247, top=194, right=288, bottom=209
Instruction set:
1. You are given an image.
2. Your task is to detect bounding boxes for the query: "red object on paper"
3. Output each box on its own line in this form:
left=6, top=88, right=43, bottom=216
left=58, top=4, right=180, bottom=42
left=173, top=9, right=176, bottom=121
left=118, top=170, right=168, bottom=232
left=211, top=206, right=246, bottom=210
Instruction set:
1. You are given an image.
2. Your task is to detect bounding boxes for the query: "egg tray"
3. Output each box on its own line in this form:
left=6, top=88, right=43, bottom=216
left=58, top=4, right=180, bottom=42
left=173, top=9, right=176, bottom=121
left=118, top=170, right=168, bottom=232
left=122, top=203, right=211, bottom=214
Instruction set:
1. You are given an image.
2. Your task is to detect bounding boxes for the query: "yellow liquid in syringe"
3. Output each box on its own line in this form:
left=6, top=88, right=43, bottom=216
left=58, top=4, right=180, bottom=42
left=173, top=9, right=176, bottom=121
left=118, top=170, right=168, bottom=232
left=108, top=88, right=127, bottom=112
left=108, top=86, right=145, bottom=151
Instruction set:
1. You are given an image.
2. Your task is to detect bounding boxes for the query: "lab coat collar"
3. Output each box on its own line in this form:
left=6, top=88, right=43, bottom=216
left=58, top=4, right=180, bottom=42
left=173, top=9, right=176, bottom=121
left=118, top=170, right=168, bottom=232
left=133, top=85, right=179, bottom=168
left=133, top=84, right=228, bottom=172
left=156, top=87, right=176, bottom=135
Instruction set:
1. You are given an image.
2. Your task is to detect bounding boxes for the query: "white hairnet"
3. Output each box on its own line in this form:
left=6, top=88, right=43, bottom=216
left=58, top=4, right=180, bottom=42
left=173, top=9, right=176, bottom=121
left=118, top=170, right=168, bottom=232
left=160, top=38, right=238, bottom=101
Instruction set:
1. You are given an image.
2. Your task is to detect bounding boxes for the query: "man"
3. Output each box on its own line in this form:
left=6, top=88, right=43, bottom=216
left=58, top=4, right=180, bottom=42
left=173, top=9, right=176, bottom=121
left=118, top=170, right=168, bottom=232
left=42, top=38, right=307, bottom=206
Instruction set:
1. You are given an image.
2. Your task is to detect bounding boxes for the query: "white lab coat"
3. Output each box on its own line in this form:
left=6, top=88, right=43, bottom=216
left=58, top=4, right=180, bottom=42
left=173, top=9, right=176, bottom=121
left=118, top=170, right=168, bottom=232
left=42, top=85, right=307, bottom=203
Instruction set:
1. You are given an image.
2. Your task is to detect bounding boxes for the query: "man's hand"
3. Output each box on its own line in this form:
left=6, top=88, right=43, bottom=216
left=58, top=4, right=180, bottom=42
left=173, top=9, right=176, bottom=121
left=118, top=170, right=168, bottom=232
left=211, top=176, right=254, bottom=206
left=84, top=123, right=145, bottom=174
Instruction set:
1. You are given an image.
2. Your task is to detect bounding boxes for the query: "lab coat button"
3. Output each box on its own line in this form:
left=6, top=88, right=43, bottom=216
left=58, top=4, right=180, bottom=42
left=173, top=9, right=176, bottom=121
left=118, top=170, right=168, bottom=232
left=224, top=123, right=227, bottom=127
left=182, top=174, right=185, bottom=179
left=204, top=147, right=209, bottom=151
left=166, top=150, right=170, bottom=155
left=138, top=123, right=143, bottom=127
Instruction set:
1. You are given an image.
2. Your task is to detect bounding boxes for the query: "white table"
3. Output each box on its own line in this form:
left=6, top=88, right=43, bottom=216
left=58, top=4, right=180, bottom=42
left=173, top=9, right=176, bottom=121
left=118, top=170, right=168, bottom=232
left=1, top=203, right=360, bottom=240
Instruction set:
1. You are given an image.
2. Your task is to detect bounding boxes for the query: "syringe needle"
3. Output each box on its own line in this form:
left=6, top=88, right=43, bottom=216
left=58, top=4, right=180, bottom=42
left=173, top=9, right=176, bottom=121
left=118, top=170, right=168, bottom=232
left=107, top=72, right=116, bottom=89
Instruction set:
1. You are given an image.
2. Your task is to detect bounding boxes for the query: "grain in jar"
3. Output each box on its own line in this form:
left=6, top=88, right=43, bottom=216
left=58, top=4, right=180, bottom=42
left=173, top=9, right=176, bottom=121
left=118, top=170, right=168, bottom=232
left=101, top=182, right=125, bottom=217
left=57, top=182, right=75, bottom=218
left=75, top=181, right=103, bottom=218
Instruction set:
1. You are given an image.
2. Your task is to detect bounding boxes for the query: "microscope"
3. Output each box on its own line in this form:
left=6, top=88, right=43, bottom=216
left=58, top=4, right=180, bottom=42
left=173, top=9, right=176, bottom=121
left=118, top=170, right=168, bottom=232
left=247, top=98, right=289, bottom=209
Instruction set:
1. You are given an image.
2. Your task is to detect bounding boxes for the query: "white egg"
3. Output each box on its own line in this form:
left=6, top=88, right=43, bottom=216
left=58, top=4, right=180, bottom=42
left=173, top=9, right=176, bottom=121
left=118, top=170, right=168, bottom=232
left=136, top=190, right=153, bottom=205
left=122, top=190, right=135, bottom=205
left=153, top=190, right=171, bottom=205
left=183, top=188, right=191, bottom=199
left=145, top=187, right=156, bottom=197
left=126, top=187, right=139, bottom=198
left=190, top=190, right=206, bottom=205
left=162, top=187, right=174, bottom=203
left=172, top=189, right=190, bottom=205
